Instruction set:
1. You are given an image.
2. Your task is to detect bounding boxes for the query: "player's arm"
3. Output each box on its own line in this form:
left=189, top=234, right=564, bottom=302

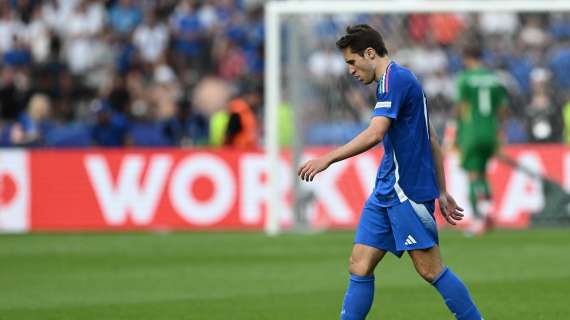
left=498, top=103, right=508, bottom=123
left=429, top=124, right=464, bottom=225
left=430, top=124, right=447, bottom=195
left=496, top=103, right=509, bottom=147
left=298, top=116, right=391, bottom=182
left=496, top=83, right=509, bottom=144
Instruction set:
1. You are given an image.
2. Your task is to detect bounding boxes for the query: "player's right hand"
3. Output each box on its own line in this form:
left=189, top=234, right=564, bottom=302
left=297, top=157, right=331, bottom=182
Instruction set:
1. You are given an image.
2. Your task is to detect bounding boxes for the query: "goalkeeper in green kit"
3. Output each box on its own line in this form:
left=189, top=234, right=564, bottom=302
left=447, top=43, right=508, bottom=235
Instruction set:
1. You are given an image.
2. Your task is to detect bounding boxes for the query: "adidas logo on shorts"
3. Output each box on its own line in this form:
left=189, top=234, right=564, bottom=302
left=404, top=235, right=417, bottom=246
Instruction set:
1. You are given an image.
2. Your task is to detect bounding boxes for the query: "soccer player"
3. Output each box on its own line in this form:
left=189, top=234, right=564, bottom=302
left=298, top=25, right=483, bottom=320
left=452, top=43, right=508, bottom=235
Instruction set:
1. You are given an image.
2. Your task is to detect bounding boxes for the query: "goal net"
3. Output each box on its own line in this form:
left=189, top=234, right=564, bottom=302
left=264, top=0, right=570, bottom=235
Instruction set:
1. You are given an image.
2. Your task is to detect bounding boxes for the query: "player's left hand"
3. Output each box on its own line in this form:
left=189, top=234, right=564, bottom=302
left=438, top=192, right=464, bottom=225
left=297, top=157, right=331, bottom=182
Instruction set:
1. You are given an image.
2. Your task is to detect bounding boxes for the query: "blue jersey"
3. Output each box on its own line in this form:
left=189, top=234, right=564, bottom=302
left=371, top=62, right=439, bottom=207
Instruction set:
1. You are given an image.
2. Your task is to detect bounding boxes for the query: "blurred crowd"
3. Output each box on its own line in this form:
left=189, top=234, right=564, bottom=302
left=0, top=0, right=263, bottom=148
left=303, top=12, right=570, bottom=145
left=0, top=1, right=569, bottom=148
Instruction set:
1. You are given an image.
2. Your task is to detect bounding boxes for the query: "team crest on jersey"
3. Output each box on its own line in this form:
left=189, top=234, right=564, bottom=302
left=375, top=101, right=392, bottom=109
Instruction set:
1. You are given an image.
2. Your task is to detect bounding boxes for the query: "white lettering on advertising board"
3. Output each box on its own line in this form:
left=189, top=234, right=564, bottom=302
left=0, top=151, right=29, bottom=233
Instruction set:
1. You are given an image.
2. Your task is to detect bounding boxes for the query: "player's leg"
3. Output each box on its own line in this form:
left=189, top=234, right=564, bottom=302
left=467, top=171, right=484, bottom=231
left=409, top=246, right=482, bottom=320
left=462, top=148, right=485, bottom=219
left=348, top=243, right=387, bottom=276
left=463, top=146, right=493, bottom=235
left=478, top=145, right=495, bottom=230
left=467, top=170, right=493, bottom=233
left=340, top=198, right=401, bottom=320
left=340, top=244, right=386, bottom=320
left=387, top=200, right=482, bottom=320
left=468, top=171, right=484, bottom=219
left=466, top=145, right=495, bottom=234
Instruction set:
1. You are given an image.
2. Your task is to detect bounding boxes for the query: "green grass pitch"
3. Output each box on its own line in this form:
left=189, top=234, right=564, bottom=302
left=1, top=229, right=569, bottom=319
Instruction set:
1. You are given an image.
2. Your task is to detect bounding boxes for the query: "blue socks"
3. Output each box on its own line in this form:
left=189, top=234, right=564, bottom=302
left=339, top=268, right=482, bottom=320
left=432, top=267, right=482, bottom=320
left=340, top=273, right=375, bottom=320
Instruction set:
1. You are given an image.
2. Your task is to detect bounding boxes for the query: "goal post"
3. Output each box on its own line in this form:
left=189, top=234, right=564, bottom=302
left=264, top=0, right=570, bottom=235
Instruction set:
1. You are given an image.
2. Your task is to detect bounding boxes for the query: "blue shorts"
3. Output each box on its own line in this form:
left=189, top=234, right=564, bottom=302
left=355, top=196, right=439, bottom=258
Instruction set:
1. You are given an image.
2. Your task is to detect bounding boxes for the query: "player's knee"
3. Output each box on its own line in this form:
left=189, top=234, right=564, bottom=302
left=348, top=255, right=374, bottom=276
left=416, top=265, right=441, bottom=283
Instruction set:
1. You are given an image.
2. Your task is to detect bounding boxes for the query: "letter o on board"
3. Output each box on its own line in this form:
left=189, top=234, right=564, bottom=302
left=169, top=155, right=235, bottom=225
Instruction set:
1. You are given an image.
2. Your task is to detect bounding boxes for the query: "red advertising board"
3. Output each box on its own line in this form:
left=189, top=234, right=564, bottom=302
left=0, top=145, right=567, bottom=232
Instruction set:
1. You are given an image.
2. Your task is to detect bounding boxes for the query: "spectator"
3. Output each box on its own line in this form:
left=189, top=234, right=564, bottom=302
left=139, top=64, right=183, bottom=146
left=89, top=100, right=130, bottom=147
left=3, top=35, right=32, bottom=67
left=506, top=44, right=534, bottom=94
left=0, top=4, right=22, bottom=55
left=108, top=0, right=142, bottom=35
left=520, top=15, right=549, bottom=49
left=430, top=13, right=464, bottom=46
left=0, top=4, right=567, bottom=149
left=133, top=10, right=169, bottom=65
left=170, top=0, right=207, bottom=79
left=0, top=68, right=30, bottom=121
left=550, top=13, right=570, bottom=40
left=41, top=0, right=76, bottom=35
left=549, top=41, right=570, bottom=90
left=10, top=93, right=53, bottom=146
left=479, top=12, right=519, bottom=35
left=23, top=5, right=50, bottom=63
left=64, top=0, right=105, bottom=74
left=224, top=84, right=261, bottom=148
left=407, top=36, right=448, bottom=78
left=213, top=36, right=247, bottom=80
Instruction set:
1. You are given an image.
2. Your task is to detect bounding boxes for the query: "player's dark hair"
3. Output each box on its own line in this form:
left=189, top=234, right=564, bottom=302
left=336, top=24, right=388, bottom=57
left=463, top=43, right=483, bottom=60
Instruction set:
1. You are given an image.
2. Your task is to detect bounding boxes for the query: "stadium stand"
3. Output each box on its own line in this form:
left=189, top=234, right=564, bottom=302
left=0, top=1, right=568, bottom=147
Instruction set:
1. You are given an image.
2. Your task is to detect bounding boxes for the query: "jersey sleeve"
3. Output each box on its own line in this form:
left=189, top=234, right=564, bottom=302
left=497, top=83, right=508, bottom=108
left=455, top=73, right=468, bottom=103
left=372, top=71, right=409, bottom=119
